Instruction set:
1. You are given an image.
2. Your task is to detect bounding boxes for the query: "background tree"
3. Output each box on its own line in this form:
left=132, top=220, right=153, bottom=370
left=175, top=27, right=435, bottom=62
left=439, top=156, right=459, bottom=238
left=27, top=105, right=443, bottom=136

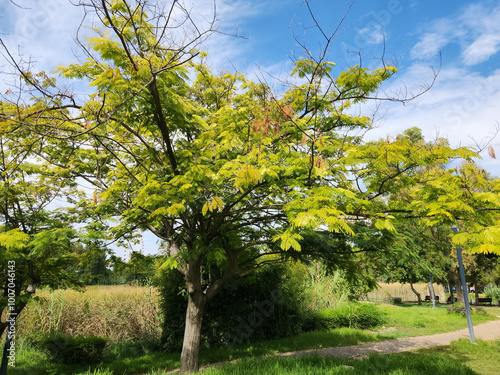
left=380, top=221, right=452, bottom=304
left=0, top=100, right=85, bottom=373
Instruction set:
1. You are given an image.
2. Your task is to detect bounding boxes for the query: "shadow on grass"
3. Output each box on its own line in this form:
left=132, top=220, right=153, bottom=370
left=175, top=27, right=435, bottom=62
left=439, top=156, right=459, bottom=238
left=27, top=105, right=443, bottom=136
left=10, top=328, right=390, bottom=375
left=419, top=339, right=500, bottom=375
left=201, top=352, right=478, bottom=375
left=199, top=327, right=390, bottom=365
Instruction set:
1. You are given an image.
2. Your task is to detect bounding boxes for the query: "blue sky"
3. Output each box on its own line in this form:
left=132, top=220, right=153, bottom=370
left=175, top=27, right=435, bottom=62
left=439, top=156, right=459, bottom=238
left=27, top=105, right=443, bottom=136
left=1, top=0, right=500, bottom=256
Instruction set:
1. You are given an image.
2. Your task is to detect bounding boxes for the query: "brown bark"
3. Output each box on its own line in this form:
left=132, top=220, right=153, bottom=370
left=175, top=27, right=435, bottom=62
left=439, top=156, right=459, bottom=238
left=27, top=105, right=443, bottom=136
left=179, top=257, right=206, bottom=374
left=179, top=291, right=206, bottom=374
left=455, top=278, right=464, bottom=303
left=410, top=282, right=422, bottom=305
left=178, top=247, right=239, bottom=372
left=474, top=282, right=480, bottom=306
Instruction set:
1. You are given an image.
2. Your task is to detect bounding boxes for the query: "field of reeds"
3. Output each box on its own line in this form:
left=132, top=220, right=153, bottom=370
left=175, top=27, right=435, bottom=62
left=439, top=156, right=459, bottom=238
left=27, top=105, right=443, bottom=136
left=367, top=282, right=446, bottom=303
left=15, top=285, right=161, bottom=341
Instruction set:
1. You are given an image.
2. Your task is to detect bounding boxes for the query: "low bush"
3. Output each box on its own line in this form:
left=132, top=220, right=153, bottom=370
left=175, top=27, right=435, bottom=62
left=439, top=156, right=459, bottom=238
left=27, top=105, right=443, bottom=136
left=314, top=303, right=387, bottom=330
left=157, top=262, right=313, bottom=351
left=446, top=305, right=488, bottom=317
left=38, top=334, right=108, bottom=364
left=446, top=306, right=467, bottom=316
left=484, top=283, right=500, bottom=299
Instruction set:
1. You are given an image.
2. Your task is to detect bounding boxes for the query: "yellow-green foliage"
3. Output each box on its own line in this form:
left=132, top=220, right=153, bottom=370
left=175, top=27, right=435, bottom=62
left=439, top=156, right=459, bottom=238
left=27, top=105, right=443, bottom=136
left=16, top=285, right=161, bottom=341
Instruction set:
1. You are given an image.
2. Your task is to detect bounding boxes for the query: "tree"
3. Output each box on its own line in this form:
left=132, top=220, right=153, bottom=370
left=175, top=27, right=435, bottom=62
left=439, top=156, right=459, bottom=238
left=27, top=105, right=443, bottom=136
left=0, top=100, right=85, bottom=373
left=73, top=242, right=113, bottom=285
left=380, top=221, right=452, bottom=304
left=1, top=1, right=500, bottom=373
left=373, top=130, right=500, bottom=305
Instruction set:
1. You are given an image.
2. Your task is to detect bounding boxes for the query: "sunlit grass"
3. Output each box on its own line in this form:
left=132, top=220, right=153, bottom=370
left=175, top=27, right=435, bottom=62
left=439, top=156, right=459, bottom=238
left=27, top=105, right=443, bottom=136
left=377, top=303, right=497, bottom=338
left=196, top=352, right=477, bottom=375
left=429, top=339, right=500, bottom=375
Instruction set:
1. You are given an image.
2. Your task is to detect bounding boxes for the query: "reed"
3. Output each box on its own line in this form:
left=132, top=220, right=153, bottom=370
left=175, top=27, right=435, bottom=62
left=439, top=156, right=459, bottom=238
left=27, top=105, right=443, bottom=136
left=367, top=282, right=446, bottom=303
left=17, top=285, right=162, bottom=342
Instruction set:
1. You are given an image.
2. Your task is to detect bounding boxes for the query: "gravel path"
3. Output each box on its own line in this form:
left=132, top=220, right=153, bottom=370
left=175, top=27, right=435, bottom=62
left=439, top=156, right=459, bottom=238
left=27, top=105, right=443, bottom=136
left=274, top=318, right=500, bottom=360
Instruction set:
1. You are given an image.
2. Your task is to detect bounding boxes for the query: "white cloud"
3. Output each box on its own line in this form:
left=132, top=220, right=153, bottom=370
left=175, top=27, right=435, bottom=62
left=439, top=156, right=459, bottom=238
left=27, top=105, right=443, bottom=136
left=367, top=66, right=500, bottom=176
left=411, top=33, right=449, bottom=59
left=1, top=0, right=87, bottom=69
left=462, top=34, right=500, bottom=65
left=411, top=3, right=500, bottom=66
left=357, top=24, right=386, bottom=45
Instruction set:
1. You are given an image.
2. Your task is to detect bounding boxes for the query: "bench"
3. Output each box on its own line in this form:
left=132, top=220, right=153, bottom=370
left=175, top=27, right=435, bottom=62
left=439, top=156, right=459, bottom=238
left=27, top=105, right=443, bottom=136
left=477, top=297, right=493, bottom=305
left=425, top=295, right=439, bottom=302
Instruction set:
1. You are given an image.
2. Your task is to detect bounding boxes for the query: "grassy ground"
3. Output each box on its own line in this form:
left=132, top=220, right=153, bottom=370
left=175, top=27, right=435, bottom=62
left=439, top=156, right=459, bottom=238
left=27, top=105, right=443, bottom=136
left=197, top=352, right=480, bottom=375
left=44, top=346, right=496, bottom=375
left=7, top=302, right=500, bottom=375
left=376, top=303, right=496, bottom=338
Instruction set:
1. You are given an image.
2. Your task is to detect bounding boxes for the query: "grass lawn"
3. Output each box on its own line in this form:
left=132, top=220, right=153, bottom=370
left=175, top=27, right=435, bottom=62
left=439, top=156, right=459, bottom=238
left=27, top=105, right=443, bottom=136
left=377, top=303, right=498, bottom=338
left=197, top=352, right=479, bottom=375
left=8, top=303, right=500, bottom=375
left=418, top=339, right=500, bottom=375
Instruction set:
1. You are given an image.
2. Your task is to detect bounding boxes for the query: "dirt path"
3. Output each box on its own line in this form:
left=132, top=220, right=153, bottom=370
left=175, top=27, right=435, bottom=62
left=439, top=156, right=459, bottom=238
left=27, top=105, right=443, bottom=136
left=274, top=318, right=500, bottom=360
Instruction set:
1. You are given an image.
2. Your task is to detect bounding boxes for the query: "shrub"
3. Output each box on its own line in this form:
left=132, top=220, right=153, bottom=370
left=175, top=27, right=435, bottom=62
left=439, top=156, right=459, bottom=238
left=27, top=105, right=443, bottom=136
left=314, top=303, right=387, bottom=330
left=447, top=305, right=487, bottom=317
left=484, top=283, right=500, bottom=299
left=38, top=334, right=108, bottom=364
left=474, top=307, right=487, bottom=315
left=157, top=262, right=312, bottom=351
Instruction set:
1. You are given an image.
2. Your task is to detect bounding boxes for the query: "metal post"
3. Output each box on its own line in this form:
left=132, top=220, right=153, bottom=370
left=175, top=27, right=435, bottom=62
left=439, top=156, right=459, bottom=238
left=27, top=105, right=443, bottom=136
left=451, top=226, right=476, bottom=344
left=429, top=272, right=436, bottom=308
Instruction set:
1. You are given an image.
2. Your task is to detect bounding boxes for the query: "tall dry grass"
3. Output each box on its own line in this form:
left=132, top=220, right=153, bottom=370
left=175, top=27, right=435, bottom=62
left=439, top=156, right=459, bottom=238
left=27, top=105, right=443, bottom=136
left=17, top=285, right=161, bottom=342
left=367, top=282, right=446, bottom=303
left=304, top=268, right=350, bottom=311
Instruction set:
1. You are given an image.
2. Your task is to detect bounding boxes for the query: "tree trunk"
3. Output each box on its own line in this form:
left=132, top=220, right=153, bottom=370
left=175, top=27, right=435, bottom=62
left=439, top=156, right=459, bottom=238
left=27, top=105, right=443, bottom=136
left=180, top=291, right=206, bottom=374
left=0, top=321, right=14, bottom=375
left=474, top=282, right=480, bottom=306
left=428, top=273, right=436, bottom=307
left=448, top=283, right=454, bottom=304
left=455, top=278, right=464, bottom=303
left=410, top=282, right=422, bottom=305
left=177, top=247, right=239, bottom=373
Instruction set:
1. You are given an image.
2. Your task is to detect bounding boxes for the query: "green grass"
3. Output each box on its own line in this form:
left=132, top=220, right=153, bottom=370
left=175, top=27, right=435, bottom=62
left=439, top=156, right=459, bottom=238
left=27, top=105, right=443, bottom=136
left=196, top=338, right=500, bottom=375
left=197, top=352, right=477, bottom=374
left=421, top=339, right=500, bottom=375
left=376, top=303, right=496, bottom=338
left=7, top=303, right=500, bottom=375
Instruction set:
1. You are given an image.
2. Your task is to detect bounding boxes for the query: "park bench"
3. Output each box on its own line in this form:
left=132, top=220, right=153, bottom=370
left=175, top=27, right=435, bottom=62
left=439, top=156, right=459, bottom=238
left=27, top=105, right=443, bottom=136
left=477, top=297, right=493, bottom=305
left=425, top=295, right=439, bottom=302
